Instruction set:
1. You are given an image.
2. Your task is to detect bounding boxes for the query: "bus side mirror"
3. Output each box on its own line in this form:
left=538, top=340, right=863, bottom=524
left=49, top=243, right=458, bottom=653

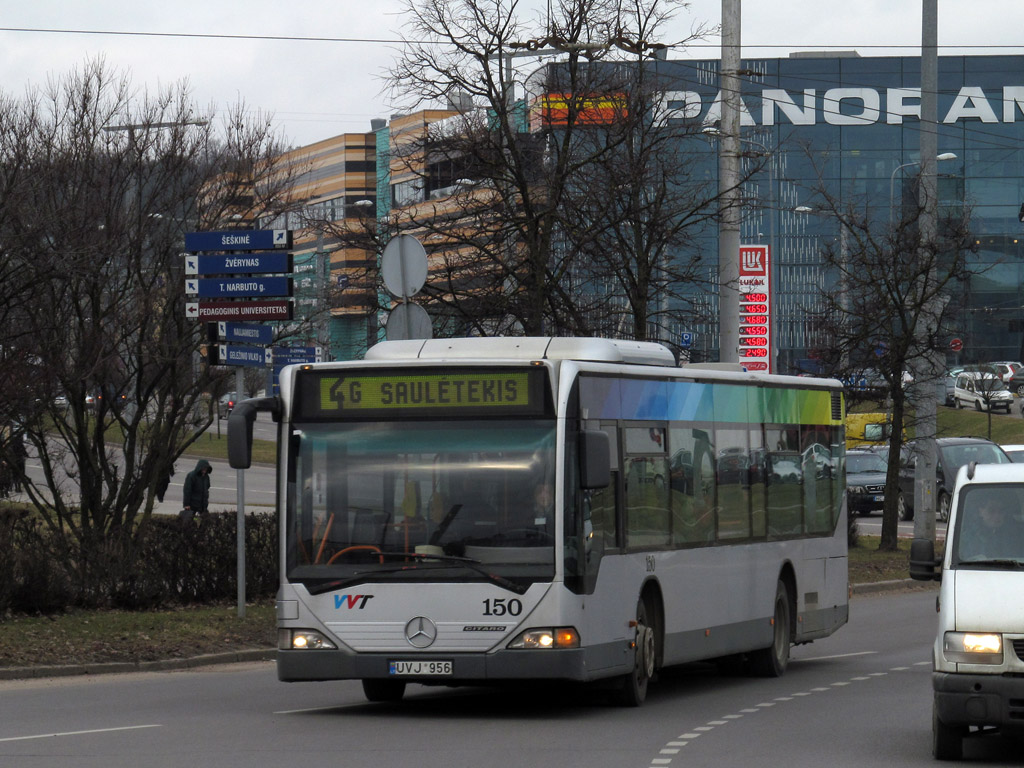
left=579, top=429, right=610, bottom=489
left=909, top=537, right=942, bottom=582
left=228, top=396, right=279, bottom=469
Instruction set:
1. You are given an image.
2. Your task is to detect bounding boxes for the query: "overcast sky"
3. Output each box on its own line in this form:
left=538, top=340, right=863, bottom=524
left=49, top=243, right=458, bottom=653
left=1, top=0, right=1021, bottom=148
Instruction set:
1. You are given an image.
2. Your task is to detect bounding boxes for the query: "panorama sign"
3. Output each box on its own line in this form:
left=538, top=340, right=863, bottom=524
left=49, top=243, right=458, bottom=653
left=654, top=86, right=1024, bottom=127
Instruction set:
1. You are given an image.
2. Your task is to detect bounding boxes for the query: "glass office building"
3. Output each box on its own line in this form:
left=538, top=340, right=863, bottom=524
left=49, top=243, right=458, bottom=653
left=648, top=53, right=1024, bottom=371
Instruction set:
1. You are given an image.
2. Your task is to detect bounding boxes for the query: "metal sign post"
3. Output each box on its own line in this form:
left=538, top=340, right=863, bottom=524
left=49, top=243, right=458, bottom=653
left=235, top=365, right=246, bottom=618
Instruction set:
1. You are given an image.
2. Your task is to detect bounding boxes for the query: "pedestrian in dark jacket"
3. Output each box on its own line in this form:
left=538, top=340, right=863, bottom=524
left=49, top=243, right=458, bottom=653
left=181, top=459, right=212, bottom=518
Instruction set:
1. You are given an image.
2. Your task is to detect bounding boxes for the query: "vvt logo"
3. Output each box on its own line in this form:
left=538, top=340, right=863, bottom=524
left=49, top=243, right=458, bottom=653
left=334, top=594, right=374, bottom=609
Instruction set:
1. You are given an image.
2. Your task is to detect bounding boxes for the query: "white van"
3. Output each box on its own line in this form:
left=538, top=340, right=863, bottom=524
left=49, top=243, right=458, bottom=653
left=952, top=371, right=1014, bottom=413
left=910, top=462, right=1024, bottom=759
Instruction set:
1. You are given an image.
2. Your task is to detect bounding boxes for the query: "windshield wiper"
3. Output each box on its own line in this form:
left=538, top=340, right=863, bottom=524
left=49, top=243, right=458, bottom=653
left=377, top=551, right=527, bottom=594
left=958, top=558, right=1024, bottom=569
left=306, top=552, right=527, bottom=595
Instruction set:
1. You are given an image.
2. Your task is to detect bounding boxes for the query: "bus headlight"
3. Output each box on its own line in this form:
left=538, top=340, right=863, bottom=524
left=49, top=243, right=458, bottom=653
left=507, top=627, right=580, bottom=649
left=280, top=629, right=337, bottom=650
left=943, top=631, right=1002, bottom=664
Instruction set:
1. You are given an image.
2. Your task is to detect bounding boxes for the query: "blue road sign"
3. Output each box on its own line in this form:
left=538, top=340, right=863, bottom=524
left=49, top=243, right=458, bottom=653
left=217, top=345, right=272, bottom=368
left=218, top=322, right=274, bottom=345
left=273, top=346, right=322, bottom=364
left=184, top=251, right=292, bottom=276
left=185, top=230, right=291, bottom=252
left=185, top=276, right=292, bottom=298
left=680, top=331, right=695, bottom=349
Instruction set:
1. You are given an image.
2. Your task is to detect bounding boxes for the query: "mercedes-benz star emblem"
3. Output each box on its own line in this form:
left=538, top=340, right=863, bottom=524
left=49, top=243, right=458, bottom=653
left=404, top=616, right=438, bottom=648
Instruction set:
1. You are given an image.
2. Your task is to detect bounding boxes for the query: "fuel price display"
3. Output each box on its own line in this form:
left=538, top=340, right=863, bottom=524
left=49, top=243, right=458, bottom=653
left=737, top=245, right=772, bottom=372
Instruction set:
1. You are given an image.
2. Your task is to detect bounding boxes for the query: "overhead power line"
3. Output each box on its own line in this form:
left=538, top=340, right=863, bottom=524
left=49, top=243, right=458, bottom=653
left=0, top=26, right=1021, bottom=51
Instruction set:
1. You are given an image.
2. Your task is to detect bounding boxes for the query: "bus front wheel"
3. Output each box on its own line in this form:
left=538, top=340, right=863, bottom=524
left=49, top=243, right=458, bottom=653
left=362, top=678, right=406, bottom=702
left=614, top=598, right=656, bottom=707
left=748, top=580, right=791, bottom=677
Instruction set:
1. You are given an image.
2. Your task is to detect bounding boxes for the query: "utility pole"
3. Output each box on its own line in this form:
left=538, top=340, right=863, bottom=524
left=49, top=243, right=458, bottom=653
left=718, top=0, right=742, bottom=363
left=913, top=0, right=939, bottom=545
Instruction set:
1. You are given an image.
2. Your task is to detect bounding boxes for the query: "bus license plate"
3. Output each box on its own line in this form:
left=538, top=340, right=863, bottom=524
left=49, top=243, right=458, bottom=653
left=389, top=660, right=453, bottom=676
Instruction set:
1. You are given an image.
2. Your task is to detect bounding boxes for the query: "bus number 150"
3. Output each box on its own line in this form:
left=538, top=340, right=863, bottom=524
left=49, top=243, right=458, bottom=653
left=482, top=598, right=523, bottom=616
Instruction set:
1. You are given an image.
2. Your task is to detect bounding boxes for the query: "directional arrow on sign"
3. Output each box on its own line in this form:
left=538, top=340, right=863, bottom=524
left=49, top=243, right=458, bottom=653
left=186, top=302, right=199, bottom=319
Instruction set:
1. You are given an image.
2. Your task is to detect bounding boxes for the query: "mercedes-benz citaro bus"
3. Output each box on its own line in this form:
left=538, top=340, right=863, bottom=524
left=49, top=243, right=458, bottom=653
left=228, top=337, right=849, bottom=705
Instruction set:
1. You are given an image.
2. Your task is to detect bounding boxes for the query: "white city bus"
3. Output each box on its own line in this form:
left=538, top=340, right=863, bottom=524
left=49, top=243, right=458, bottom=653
left=228, top=337, right=849, bottom=705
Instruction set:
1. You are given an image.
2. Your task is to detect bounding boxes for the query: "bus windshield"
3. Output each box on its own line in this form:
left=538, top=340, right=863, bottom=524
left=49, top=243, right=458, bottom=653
left=287, top=418, right=557, bottom=589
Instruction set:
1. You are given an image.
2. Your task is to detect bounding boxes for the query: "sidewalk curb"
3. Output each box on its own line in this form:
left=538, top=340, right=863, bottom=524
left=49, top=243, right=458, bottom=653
left=0, top=648, right=275, bottom=682
left=1, top=581, right=932, bottom=682
left=850, top=578, right=935, bottom=595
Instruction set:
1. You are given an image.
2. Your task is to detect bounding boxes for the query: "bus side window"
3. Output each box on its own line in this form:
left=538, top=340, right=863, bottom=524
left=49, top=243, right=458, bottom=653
left=766, top=426, right=803, bottom=537
left=623, top=427, right=669, bottom=548
left=669, top=427, right=716, bottom=546
left=715, top=426, right=751, bottom=540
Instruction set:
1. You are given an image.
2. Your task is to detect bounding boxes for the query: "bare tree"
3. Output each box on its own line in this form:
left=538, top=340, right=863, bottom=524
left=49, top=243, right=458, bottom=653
left=371, top=0, right=713, bottom=336
left=801, top=183, right=976, bottom=551
left=553, top=63, right=724, bottom=343
left=0, top=59, right=295, bottom=604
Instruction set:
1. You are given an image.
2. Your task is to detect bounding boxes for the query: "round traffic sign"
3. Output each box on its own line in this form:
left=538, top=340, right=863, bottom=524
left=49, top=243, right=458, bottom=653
left=385, top=302, right=432, bottom=341
left=381, top=235, right=427, bottom=298
left=950, top=337, right=963, bottom=352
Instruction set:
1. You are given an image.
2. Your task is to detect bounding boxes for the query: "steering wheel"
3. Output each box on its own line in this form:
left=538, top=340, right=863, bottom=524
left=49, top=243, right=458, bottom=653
left=326, top=545, right=384, bottom=565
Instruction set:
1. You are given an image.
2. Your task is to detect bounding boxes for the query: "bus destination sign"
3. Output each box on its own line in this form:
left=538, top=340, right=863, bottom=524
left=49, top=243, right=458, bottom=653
left=295, top=369, right=549, bottom=419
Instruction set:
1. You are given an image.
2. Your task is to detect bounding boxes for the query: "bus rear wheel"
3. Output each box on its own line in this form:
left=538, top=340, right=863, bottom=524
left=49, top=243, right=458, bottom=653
left=748, top=579, right=791, bottom=677
left=614, top=598, right=656, bottom=707
left=362, top=678, right=406, bottom=702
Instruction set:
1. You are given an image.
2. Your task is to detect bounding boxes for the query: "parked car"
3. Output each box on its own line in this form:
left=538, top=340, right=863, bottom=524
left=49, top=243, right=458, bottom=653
left=943, top=366, right=965, bottom=406
left=952, top=371, right=1013, bottom=413
left=987, top=360, right=1022, bottom=383
left=898, top=437, right=1012, bottom=522
left=1001, top=444, right=1024, bottom=462
left=845, top=449, right=888, bottom=516
left=1005, top=368, right=1024, bottom=397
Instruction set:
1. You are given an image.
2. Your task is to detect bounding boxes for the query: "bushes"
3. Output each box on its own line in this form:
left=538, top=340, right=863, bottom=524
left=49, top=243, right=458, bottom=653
left=0, top=506, right=74, bottom=614
left=0, top=504, right=278, bottom=615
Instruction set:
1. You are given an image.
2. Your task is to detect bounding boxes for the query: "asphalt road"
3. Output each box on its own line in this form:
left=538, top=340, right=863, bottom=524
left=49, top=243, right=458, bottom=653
left=2, top=589, right=1021, bottom=767
left=17, top=412, right=279, bottom=516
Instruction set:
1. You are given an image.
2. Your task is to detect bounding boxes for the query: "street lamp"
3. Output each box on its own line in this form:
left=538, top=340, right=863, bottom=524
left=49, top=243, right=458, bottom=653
left=889, top=152, right=957, bottom=226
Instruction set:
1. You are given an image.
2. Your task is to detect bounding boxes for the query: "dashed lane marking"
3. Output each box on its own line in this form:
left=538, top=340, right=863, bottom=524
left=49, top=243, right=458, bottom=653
left=0, top=725, right=161, bottom=743
left=646, top=661, right=925, bottom=767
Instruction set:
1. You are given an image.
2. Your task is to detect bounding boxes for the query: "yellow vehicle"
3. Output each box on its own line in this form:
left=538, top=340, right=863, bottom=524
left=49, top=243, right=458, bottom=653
left=845, top=412, right=896, bottom=449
